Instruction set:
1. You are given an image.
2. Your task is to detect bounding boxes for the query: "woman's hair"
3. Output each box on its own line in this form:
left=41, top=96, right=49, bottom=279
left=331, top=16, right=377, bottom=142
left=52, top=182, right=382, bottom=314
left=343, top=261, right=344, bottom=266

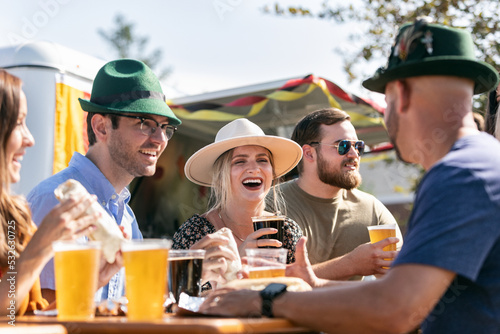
left=208, top=147, right=286, bottom=215
left=0, top=70, right=32, bottom=266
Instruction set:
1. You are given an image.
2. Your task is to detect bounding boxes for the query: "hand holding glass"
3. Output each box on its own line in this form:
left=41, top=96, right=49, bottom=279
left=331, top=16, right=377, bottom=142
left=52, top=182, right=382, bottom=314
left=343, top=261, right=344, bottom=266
left=367, top=224, right=397, bottom=267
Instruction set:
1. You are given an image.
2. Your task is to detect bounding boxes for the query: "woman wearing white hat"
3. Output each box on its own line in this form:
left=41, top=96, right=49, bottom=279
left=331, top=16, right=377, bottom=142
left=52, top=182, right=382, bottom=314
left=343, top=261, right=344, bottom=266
left=172, top=118, right=303, bottom=285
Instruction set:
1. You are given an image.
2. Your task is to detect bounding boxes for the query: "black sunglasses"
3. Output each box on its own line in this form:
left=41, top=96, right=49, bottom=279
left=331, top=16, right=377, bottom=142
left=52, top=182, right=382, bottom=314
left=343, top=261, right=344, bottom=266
left=115, top=114, right=177, bottom=140
left=310, top=140, right=365, bottom=156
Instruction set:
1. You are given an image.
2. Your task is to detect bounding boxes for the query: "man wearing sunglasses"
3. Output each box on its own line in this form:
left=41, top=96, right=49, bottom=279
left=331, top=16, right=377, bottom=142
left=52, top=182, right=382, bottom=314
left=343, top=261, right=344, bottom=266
left=277, top=107, right=402, bottom=280
left=205, top=20, right=500, bottom=333
left=27, top=59, right=181, bottom=304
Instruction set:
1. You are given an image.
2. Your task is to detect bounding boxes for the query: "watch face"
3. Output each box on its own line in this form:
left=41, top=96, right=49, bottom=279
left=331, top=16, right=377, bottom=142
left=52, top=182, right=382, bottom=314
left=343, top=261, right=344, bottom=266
left=264, top=283, right=288, bottom=295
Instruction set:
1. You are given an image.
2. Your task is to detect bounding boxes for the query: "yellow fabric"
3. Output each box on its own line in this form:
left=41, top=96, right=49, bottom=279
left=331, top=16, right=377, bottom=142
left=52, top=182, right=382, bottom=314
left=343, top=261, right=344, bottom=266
left=54, top=82, right=87, bottom=174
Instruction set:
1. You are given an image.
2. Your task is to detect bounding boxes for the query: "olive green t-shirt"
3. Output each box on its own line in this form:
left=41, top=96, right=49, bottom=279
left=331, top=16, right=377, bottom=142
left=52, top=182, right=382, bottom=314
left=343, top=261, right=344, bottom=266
left=276, top=180, right=401, bottom=265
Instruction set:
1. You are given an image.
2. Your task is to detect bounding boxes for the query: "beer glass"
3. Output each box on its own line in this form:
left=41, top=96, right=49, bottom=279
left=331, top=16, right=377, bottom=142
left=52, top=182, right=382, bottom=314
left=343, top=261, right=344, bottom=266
left=367, top=224, right=397, bottom=251
left=53, top=240, right=101, bottom=321
left=252, top=215, right=286, bottom=247
left=245, top=248, right=288, bottom=278
left=122, top=239, right=171, bottom=321
left=367, top=224, right=397, bottom=267
left=168, top=249, right=205, bottom=305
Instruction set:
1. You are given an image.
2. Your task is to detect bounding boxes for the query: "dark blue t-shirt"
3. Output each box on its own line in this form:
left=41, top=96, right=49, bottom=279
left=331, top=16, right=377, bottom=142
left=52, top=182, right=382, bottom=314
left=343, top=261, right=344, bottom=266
left=393, top=133, right=500, bottom=333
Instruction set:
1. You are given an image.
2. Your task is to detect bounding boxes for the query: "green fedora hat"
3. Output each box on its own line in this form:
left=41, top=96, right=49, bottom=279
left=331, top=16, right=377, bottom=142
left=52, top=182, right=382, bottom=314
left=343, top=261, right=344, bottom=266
left=363, top=20, right=499, bottom=95
left=79, top=59, right=181, bottom=126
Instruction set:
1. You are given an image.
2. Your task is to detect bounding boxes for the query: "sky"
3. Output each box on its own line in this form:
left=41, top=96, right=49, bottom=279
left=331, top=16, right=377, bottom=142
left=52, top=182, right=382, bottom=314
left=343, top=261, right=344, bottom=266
left=0, top=0, right=386, bottom=105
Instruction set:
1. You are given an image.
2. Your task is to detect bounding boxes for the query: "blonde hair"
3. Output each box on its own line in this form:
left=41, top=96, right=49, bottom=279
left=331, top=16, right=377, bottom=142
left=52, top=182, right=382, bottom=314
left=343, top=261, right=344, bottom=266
left=208, top=147, right=286, bottom=215
left=0, top=70, right=32, bottom=267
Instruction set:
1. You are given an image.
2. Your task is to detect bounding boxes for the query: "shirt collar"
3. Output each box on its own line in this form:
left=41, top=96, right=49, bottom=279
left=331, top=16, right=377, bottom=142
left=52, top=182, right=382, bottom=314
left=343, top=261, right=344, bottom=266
left=69, top=152, right=131, bottom=205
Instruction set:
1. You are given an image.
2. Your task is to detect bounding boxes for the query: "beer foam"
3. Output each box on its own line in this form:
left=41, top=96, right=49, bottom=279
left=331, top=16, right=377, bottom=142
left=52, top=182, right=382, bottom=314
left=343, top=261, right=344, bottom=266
left=121, top=239, right=172, bottom=252
left=169, top=249, right=206, bottom=259
left=168, top=256, right=205, bottom=261
left=367, top=224, right=396, bottom=230
left=52, top=241, right=101, bottom=252
left=251, top=215, right=286, bottom=222
left=249, top=266, right=285, bottom=271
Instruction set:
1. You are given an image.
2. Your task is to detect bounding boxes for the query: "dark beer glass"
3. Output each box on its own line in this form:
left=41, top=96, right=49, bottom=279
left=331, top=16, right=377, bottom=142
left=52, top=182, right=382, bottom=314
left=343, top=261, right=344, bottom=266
left=252, top=215, right=286, bottom=248
left=168, top=249, right=205, bottom=305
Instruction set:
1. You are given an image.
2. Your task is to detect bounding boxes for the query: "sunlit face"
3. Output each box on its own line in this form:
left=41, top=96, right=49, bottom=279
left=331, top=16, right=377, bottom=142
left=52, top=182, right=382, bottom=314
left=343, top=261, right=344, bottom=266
left=7, top=91, right=35, bottom=183
left=229, top=145, right=274, bottom=204
left=107, top=114, right=169, bottom=178
left=314, top=122, right=361, bottom=190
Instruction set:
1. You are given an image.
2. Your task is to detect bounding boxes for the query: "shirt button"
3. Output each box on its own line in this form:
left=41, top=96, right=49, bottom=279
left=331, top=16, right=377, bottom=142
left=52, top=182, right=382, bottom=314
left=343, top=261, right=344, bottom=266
left=111, top=195, right=117, bottom=200
left=101, top=201, right=106, bottom=206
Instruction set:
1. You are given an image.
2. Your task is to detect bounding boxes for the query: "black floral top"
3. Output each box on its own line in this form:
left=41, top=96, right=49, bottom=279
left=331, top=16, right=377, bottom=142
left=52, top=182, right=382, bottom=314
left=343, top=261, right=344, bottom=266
left=172, top=214, right=303, bottom=264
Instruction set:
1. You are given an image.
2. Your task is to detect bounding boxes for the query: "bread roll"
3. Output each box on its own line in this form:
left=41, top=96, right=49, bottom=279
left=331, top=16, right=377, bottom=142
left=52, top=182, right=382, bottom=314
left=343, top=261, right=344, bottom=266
left=213, top=227, right=241, bottom=282
left=223, top=276, right=312, bottom=292
left=54, top=179, right=125, bottom=263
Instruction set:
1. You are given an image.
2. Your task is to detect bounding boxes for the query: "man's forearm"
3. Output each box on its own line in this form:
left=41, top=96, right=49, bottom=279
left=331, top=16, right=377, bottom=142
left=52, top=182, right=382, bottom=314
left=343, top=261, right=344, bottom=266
left=312, top=254, right=357, bottom=280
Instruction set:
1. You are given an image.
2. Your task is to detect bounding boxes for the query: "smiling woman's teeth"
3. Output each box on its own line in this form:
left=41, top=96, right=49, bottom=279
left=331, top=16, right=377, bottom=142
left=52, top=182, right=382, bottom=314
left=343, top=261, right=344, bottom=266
left=243, top=179, right=262, bottom=187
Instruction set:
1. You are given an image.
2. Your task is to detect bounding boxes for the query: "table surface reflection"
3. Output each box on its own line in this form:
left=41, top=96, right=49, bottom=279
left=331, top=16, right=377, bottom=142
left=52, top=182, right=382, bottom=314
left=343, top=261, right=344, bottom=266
left=14, top=314, right=318, bottom=334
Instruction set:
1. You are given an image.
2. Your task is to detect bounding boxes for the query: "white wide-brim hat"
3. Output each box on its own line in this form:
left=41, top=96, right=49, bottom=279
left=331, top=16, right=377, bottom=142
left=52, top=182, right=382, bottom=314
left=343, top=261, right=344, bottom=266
left=184, top=118, right=303, bottom=187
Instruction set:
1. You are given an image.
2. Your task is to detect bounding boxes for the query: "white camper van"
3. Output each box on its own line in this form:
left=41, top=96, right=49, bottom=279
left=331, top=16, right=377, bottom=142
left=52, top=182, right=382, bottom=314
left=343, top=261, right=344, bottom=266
left=0, top=41, right=105, bottom=196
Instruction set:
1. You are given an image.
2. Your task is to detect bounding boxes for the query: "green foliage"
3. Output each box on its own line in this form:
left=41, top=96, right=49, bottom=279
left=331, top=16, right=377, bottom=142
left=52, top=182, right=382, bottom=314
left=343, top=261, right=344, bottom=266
left=98, top=14, right=172, bottom=81
left=264, top=0, right=500, bottom=103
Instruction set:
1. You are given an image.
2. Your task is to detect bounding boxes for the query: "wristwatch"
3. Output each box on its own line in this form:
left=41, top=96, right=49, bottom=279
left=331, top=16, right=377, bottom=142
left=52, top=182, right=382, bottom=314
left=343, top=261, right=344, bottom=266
left=259, top=283, right=288, bottom=318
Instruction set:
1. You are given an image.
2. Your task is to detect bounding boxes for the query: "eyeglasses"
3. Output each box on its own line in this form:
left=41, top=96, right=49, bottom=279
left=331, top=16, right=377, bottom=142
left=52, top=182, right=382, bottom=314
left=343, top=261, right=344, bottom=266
left=310, top=140, right=365, bottom=156
left=115, top=114, right=177, bottom=140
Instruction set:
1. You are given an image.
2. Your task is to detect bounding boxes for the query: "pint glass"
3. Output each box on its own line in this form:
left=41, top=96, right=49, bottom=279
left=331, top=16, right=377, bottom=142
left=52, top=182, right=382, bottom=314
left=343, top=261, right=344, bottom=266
left=122, top=239, right=171, bottom=321
left=53, top=240, right=101, bottom=321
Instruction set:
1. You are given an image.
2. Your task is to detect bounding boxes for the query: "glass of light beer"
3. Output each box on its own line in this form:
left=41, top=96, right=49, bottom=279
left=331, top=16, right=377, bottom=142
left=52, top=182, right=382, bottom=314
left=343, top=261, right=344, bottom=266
left=252, top=215, right=286, bottom=248
left=245, top=248, right=288, bottom=279
left=367, top=224, right=397, bottom=267
left=53, top=240, right=101, bottom=321
left=122, top=239, right=171, bottom=321
left=367, top=224, right=397, bottom=251
left=168, top=249, right=205, bottom=305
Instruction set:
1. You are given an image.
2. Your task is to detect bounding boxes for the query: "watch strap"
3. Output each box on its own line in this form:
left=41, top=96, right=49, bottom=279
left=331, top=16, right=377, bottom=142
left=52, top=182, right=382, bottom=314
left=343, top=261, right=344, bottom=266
left=260, top=283, right=288, bottom=318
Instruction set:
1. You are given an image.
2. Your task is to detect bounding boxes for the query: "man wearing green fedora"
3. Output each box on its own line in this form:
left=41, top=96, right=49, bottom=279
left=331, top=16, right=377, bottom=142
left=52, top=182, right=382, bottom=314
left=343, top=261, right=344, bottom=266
left=27, top=59, right=181, bottom=303
left=200, top=20, right=500, bottom=333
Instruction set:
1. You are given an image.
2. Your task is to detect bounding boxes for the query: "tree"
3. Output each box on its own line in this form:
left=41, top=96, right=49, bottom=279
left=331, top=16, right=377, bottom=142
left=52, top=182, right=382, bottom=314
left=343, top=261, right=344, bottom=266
left=98, top=14, right=172, bottom=81
left=263, top=0, right=500, bottom=111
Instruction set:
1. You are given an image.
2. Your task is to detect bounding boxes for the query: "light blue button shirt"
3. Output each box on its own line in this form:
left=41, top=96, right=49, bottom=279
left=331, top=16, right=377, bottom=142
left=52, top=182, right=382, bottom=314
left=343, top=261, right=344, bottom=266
left=27, top=152, right=143, bottom=301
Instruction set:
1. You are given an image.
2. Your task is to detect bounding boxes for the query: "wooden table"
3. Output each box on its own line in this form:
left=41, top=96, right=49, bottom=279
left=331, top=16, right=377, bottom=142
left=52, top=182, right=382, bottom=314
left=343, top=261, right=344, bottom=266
left=0, top=322, right=67, bottom=334
left=14, top=315, right=318, bottom=334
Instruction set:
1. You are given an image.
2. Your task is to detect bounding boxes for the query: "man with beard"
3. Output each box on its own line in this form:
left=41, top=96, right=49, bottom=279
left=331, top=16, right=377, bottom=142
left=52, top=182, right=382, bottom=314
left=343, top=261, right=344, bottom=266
left=27, top=59, right=182, bottom=303
left=278, top=108, right=402, bottom=280
left=202, top=21, right=500, bottom=334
